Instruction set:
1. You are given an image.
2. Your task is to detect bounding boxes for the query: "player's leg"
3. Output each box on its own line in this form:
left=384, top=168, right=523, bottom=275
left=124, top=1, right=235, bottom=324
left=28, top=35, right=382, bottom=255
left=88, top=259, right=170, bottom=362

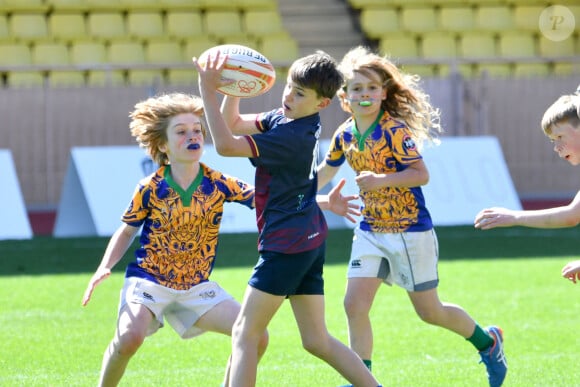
left=99, top=302, right=154, bottom=387
left=290, top=294, right=380, bottom=387
left=343, top=276, right=381, bottom=367
left=229, top=285, right=284, bottom=387
left=195, top=298, right=269, bottom=387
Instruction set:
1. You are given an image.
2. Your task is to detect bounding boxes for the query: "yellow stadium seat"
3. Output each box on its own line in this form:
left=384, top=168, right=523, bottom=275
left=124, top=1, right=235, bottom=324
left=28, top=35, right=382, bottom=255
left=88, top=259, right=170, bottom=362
left=157, top=0, right=202, bottom=10
left=183, top=37, right=221, bottom=61
left=475, top=6, right=513, bottom=31
left=513, top=63, right=550, bottom=77
left=48, top=71, right=86, bottom=87
left=204, top=10, right=243, bottom=39
left=199, top=0, right=236, bottom=10
left=0, top=0, right=48, bottom=12
left=120, top=0, right=161, bottom=10
left=348, top=0, right=391, bottom=9
left=87, top=70, right=126, bottom=86
left=401, top=7, right=437, bottom=32
left=9, top=13, right=48, bottom=41
left=498, top=32, right=536, bottom=58
left=6, top=72, right=45, bottom=87
left=244, top=10, right=285, bottom=37
left=167, top=69, right=197, bottom=85
left=421, top=32, right=457, bottom=59
left=236, top=0, right=277, bottom=10
left=49, top=13, right=87, bottom=41
left=85, top=0, right=125, bottom=10
left=0, top=43, right=32, bottom=66
left=400, top=64, right=436, bottom=78
left=165, top=11, right=203, bottom=39
left=145, top=40, right=183, bottom=64
left=539, top=36, right=575, bottom=58
left=32, top=42, right=70, bottom=66
left=87, top=12, right=126, bottom=40
left=0, top=15, right=9, bottom=41
left=439, top=7, right=475, bottom=32
left=475, top=63, right=512, bottom=78
left=553, top=62, right=580, bottom=76
left=222, top=36, right=259, bottom=49
left=127, top=11, right=164, bottom=40
left=360, top=8, right=399, bottom=39
left=108, top=40, right=146, bottom=65
left=459, top=32, right=496, bottom=58
left=259, top=32, right=299, bottom=64
left=379, top=35, right=419, bottom=59
left=70, top=41, right=107, bottom=65
left=128, top=69, right=165, bottom=85
left=438, top=63, right=474, bottom=78
left=513, top=6, right=544, bottom=31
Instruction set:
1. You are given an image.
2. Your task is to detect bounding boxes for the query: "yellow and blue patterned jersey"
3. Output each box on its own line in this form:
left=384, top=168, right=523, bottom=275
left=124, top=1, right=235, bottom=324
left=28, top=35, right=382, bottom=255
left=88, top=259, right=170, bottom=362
left=122, top=163, right=254, bottom=290
left=325, top=110, right=432, bottom=233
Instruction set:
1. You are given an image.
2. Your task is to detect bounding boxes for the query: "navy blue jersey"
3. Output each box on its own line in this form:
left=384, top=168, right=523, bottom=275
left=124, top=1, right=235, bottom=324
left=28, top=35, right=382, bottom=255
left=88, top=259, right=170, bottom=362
left=243, top=108, right=328, bottom=254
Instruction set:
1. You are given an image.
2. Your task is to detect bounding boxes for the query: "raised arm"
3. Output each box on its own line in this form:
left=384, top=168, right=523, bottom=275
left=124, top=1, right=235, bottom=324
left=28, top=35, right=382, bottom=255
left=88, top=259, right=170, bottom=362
left=193, top=53, right=254, bottom=157
left=221, top=95, right=261, bottom=136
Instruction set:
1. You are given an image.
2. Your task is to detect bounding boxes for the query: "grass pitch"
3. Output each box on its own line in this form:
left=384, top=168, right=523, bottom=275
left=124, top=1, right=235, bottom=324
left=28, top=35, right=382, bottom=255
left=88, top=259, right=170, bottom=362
left=1, top=226, right=579, bottom=386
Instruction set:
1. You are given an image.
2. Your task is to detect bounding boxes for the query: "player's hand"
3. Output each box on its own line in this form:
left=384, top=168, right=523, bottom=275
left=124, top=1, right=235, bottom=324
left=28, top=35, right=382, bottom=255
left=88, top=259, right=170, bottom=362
left=474, top=207, right=518, bottom=230
left=81, top=267, right=111, bottom=306
left=355, top=171, right=385, bottom=192
left=562, top=260, right=580, bottom=284
left=327, top=178, right=361, bottom=223
left=192, top=51, right=234, bottom=91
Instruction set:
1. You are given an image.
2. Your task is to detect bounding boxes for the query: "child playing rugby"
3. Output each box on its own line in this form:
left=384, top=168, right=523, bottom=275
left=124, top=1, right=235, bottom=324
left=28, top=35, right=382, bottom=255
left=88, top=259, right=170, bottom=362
left=81, top=92, right=268, bottom=387
left=475, top=91, right=580, bottom=285
left=317, top=45, right=507, bottom=387
left=194, top=51, right=381, bottom=387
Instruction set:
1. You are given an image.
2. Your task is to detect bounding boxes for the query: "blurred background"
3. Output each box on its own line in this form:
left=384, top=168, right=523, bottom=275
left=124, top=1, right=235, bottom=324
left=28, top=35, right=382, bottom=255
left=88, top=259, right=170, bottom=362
left=0, top=0, right=578, bottom=235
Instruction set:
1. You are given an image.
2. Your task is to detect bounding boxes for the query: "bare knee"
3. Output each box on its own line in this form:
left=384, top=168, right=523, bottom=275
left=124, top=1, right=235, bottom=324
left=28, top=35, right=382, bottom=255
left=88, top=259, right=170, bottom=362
left=257, top=330, right=269, bottom=357
left=343, top=295, right=369, bottom=320
left=113, top=330, right=146, bottom=357
left=415, top=305, right=442, bottom=326
left=301, top=334, right=329, bottom=358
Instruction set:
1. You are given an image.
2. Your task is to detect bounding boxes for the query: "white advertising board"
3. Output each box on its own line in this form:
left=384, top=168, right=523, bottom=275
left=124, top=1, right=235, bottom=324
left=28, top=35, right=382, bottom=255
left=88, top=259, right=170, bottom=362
left=53, top=146, right=257, bottom=237
left=0, top=149, right=32, bottom=239
left=319, top=136, right=522, bottom=228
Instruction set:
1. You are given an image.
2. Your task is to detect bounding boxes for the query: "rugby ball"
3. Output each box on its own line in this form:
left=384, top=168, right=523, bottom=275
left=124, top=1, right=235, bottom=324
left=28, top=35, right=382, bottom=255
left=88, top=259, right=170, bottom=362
left=197, top=44, right=276, bottom=98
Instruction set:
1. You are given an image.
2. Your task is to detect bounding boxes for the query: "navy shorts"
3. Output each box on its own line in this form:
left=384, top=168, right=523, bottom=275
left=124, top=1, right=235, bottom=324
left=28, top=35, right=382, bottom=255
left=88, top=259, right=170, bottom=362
left=248, top=243, right=326, bottom=296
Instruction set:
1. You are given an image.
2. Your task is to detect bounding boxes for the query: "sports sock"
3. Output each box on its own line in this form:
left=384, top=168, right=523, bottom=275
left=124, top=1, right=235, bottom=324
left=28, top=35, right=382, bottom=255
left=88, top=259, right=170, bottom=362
left=363, top=359, right=372, bottom=371
left=467, top=324, right=494, bottom=351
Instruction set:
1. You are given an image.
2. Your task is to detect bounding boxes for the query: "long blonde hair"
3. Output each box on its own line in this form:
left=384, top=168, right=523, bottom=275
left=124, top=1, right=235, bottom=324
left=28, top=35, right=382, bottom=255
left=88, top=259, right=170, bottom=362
left=129, top=93, right=206, bottom=166
left=337, top=46, right=442, bottom=148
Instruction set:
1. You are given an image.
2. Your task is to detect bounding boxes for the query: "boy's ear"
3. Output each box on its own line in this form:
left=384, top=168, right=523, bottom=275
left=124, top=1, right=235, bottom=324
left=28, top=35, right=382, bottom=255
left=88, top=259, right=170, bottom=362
left=317, top=97, right=331, bottom=110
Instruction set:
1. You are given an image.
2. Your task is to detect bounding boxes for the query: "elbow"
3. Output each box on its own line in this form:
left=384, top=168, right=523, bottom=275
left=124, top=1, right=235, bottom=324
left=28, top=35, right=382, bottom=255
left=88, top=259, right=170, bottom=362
left=418, top=170, right=429, bottom=186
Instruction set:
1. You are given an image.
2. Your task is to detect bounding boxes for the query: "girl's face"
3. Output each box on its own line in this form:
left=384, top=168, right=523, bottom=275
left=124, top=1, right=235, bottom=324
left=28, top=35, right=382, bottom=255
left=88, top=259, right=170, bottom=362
left=159, top=113, right=204, bottom=164
left=548, top=121, right=580, bottom=165
left=344, top=70, right=387, bottom=117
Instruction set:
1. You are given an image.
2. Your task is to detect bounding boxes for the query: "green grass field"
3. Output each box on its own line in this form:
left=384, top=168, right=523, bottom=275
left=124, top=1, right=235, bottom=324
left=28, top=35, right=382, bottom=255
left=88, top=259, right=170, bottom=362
left=1, top=226, right=579, bottom=386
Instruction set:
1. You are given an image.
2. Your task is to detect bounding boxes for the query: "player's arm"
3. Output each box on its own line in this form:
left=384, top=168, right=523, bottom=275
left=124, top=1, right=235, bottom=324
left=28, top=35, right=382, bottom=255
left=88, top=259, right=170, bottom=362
left=475, top=190, right=580, bottom=230
left=81, top=223, right=139, bottom=306
left=194, top=53, right=254, bottom=158
left=355, top=159, right=429, bottom=192
left=221, top=95, right=261, bottom=135
left=317, top=159, right=340, bottom=191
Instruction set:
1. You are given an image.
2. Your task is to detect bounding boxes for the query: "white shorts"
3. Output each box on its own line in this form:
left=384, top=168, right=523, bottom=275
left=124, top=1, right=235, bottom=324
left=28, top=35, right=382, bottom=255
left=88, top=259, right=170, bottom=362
left=119, top=277, right=234, bottom=339
left=347, top=228, right=439, bottom=292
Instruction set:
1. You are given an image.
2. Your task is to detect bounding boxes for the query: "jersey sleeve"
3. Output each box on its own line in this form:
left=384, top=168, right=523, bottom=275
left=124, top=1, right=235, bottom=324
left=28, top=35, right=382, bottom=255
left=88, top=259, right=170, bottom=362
left=324, top=125, right=348, bottom=167
left=389, top=124, right=423, bottom=165
left=121, top=180, right=151, bottom=227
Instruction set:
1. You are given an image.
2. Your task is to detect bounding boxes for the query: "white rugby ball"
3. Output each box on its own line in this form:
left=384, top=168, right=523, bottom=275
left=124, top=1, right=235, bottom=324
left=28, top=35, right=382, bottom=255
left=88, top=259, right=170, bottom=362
left=197, top=44, right=276, bottom=98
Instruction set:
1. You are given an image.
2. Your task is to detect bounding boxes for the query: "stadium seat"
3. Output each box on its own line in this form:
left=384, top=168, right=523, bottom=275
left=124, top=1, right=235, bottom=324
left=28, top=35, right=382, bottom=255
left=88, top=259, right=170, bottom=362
left=552, top=62, right=579, bottom=76
left=87, top=12, right=126, bottom=40
left=167, top=69, right=197, bottom=85
left=0, top=43, right=32, bottom=66
left=84, top=0, right=126, bottom=10
left=401, top=7, right=437, bottom=32
left=157, top=0, right=202, bottom=10
left=539, top=36, right=575, bottom=58
left=204, top=11, right=244, bottom=39
left=379, top=35, right=419, bottom=59
left=108, top=40, right=146, bottom=65
left=400, top=64, right=436, bottom=78
left=183, top=37, right=221, bottom=61
left=87, top=70, right=126, bottom=86
left=498, top=32, right=536, bottom=58
left=120, top=0, right=162, bottom=10
left=258, top=32, right=299, bottom=64
left=128, top=69, right=165, bottom=85
left=244, top=10, right=285, bottom=37
left=438, top=63, right=474, bottom=78
left=439, top=6, right=475, bottom=32
left=49, top=70, right=86, bottom=87
left=347, top=0, right=394, bottom=8
left=70, top=41, right=107, bottom=66
left=0, top=0, right=48, bottom=12
left=513, top=6, right=544, bottom=31
left=513, top=63, right=550, bottom=77
left=49, top=0, right=90, bottom=11
left=49, top=13, right=87, bottom=42
left=6, top=71, right=45, bottom=87
left=145, top=40, right=183, bottom=64
left=421, top=32, right=457, bottom=59
left=475, top=6, right=514, bottom=31
left=459, top=32, right=496, bottom=58
left=236, top=0, right=277, bottom=10
left=32, top=42, right=70, bottom=66
left=9, top=13, right=48, bottom=41
left=165, top=11, right=203, bottom=39
left=127, top=11, right=164, bottom=40
left=0, top=15, right=9, bottom=41
left=359, top=8, right=399, bottom=39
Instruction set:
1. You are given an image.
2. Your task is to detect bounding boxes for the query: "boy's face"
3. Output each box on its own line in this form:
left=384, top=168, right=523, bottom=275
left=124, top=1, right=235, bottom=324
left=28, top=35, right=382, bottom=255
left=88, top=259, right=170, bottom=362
left=281, top=77, right=329, bottom=120
left=548, top=121, right=580, bottom=165
left=159, top=113, right=204, bottom=164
